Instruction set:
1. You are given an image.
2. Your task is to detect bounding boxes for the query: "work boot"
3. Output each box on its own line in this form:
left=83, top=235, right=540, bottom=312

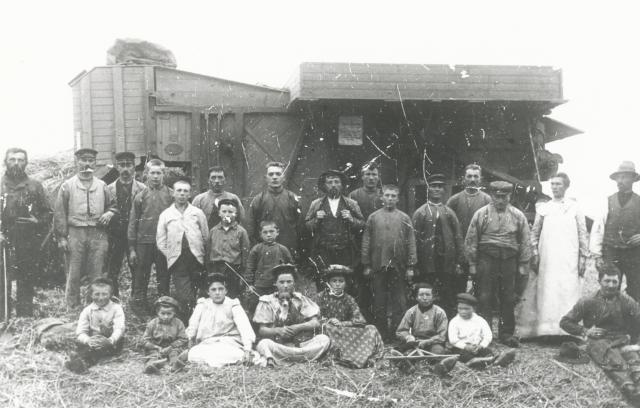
left=65, top=352, right=88, bottom=374
left=144, top=359, right=165, bottom=374
left=466, top=356, right=494, bottom=369
left=432, top=356, right=457, bottom=377
left=494, top=349, right=517, bottom=367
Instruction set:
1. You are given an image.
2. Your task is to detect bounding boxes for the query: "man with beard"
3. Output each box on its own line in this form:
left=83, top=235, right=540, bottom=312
left=0, top=148, right=51, bottom=318
left=446, top=164, right=491, bottom=294
left=128, top=159, right=173, bottom=311
left=465, top=181, right=531, bottom=347
left=412, top=174, right=465, bottom=317
left=55, top=148, right=118, bottom=309
left=246, top=162, right=302, bottom=257
left=106, top=152, right=145, bottom=297
left=306, top=170, right=364, bottom=279
left=561, top=262, right=640, bottom=402
left=590, top=161, right=640, bottom=302
left=253, top=264, right=330, bottom=365
left=193, top=166, right=245, bottom=227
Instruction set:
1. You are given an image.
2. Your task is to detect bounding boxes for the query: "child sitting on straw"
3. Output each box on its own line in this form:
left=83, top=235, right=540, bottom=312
left=142, top=296, right=189, bottom=374
left=448, top=293, right=516, bottom=368
left=65, top=278, right=125, bottom=373
left=395, top=283, right=457, bottom=375
left=186, top=273, right=260, bottom=367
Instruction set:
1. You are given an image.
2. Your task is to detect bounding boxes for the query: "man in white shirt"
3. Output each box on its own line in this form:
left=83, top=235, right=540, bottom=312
left=157, top=178, right=208, bottom=321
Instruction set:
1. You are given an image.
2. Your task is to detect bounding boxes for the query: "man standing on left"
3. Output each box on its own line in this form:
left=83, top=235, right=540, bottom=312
left=55, top=148, right=118, bottom=309
left=0, top=148, right=51, bottom=318
left=106, top=152, right=145, bottom=297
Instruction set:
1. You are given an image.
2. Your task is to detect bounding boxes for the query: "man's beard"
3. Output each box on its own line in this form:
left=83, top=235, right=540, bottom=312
left=5, top=164, right=27, bottom=179
left=328, top=187, right=341, bottom=198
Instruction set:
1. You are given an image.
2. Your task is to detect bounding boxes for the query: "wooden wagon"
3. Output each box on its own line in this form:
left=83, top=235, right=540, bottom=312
left=69, top=62, right=581, bottom=214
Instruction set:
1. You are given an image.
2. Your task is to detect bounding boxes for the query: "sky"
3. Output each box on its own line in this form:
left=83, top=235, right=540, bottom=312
left=1, top=0, right=638, bottom=217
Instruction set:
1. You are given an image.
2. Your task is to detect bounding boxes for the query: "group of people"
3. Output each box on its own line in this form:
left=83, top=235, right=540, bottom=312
left=5, top=146, right=640, bottom=399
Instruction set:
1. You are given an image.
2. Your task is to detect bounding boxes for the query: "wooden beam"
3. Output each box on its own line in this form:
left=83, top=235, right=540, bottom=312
left=143, top=66, right=157, bottom=155
left=234, top=112, right=246, bottom=197
left=190, top=110, right=205, bottom=190
left=112, top=66, right=126, bottom=153
left=79, top=75, right=93, bottom=149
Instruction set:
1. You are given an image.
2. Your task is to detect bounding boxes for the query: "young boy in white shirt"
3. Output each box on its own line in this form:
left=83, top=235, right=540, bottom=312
left=448, top=293, right=515, bottom=368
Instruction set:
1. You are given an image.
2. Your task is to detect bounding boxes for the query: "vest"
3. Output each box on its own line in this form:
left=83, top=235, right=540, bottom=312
left=316, top=197, right=351, bottom=250
left=603, top=193, right=640, bottom=249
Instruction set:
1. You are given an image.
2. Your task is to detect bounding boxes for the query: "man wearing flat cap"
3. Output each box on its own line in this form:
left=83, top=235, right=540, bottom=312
left=412, top=174, right=465, bottom=317
left=55, top=148, right=119, bottom=308
left=590, top=161, right=640, bottom=301
left=465, top=180, right=531, bottom=347
left=306, top=169, right=364, bottom=281
left=106, top=152, right=145, bottom=297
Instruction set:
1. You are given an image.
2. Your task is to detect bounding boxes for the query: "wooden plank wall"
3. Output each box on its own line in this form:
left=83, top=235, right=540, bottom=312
left=291, top=63, right=563, bottom=103
left=154, top=68, right=289, bottom=109
left=122, top=67, right=147, bottom=156
left=71, top=85, right=82, bottom=151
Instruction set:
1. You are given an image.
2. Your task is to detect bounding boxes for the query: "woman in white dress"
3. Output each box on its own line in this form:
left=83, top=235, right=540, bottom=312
left=517, top=173, right=588, bottom=338
left=185, top=273, right=260, bottom=367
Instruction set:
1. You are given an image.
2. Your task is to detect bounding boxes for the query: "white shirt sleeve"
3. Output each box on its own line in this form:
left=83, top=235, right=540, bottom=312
left=589, top=202, right=608, bottom=257
left=479, top=315, right=493, bottom=348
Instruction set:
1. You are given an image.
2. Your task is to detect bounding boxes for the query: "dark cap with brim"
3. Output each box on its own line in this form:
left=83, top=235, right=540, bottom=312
left=426, top=173, right=447, bottom=185
left=75, top=148, right=98, bottom=158
left=456, top=293, right=478, bottom=306
left=154, top=295, right=181, bottom=311
left=114, top=151, right=136, bottom=162
left=489, top=181, right=513, bottom=195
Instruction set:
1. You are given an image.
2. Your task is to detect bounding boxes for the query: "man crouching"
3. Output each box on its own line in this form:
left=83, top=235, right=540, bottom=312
left=253, top=264, right=330, bottom=366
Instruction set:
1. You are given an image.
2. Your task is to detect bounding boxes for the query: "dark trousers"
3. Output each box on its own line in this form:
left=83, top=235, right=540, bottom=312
left=453, top=263, right=471, bottom=295
left=132, top=243, right=169, bottom=304
left=206, top=261, right=242, bottom=299
left=75, top=337, right=123, bottom=367
left=426, top=255, right=457, bottom=318
left=604, top=247, right=640, bottom=302
left=0, top=238, right=38, bottom=318
left=170, top=250, right=203, bottom=323
left=107, top=233, right=129, bottom=297
left=587, top=337, right=640, bottom=395
left=475, top=250, right=517, bottom=339
left=372, top=266, right=407, bottom=339
left=354, top=265, right=374, bottom=323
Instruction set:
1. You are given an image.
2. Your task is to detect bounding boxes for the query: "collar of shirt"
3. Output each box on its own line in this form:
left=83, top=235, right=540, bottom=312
left=73, top=175, right=99, bottom=192
left=2, top=175, right=30, bottom=189
left=215, top=221, right=238, bottom=231
left=89, top=300, right=114, bottom=311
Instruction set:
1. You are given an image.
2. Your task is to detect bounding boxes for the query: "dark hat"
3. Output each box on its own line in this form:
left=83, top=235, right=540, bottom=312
left=74, top=148, right=98, bottom=157
left=114, top=151, right=136, bottom=162
left=489, top=181, right=513, bottom=196
left=554, top=341, right=590, bottom=365
left=456, top=293, right=478, bottom=306
left=323, top=264, right=353, bottom=279
left=269, top=263, right=298, bottom=281
left=154, top=295, right=180, bottom=311
left=610, top=161, right=640, bottom=181
left=318, top=169, right=348, bottom=192
left=426, top=173, right=447, bottom=185
left=217, top=198, right=239, bottom=209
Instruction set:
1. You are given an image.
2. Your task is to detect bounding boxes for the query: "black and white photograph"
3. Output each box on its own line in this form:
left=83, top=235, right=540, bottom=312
left=1, top=1, right=639, bottom=406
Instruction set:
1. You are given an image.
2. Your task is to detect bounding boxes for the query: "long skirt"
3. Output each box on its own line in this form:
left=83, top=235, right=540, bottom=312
left=323, top=324, right=384, bottom=368
left=188, top=336, right=253, bottom=368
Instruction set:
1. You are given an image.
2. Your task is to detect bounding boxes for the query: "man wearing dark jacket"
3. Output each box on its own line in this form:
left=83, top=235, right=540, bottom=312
left=0, top=148, right=52, bottom=317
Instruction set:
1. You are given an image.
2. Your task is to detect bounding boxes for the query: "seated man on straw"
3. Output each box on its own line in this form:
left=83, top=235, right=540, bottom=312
left=560, top=261, right=640, bottom=402
left=253, top=264, right=331, bottom=366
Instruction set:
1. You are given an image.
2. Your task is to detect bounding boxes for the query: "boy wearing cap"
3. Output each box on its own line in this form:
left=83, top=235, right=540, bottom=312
left=55, top=148, right=119, bottom=308
left=362, top=185, right=417, bottom=340
left=448, top=293, right=515, bottom=368
left=205, top=198, right=251, bottom=299
left=65, top=278, right=125, bottom=373
left=465, top=180, right=531, bottom=347
left=142, top=296, right=188, bottom=374
left=590, top=161, right=640, bottom=302
left=106, top=152, right=145, bottom=297
left=412, top=174, right=465, bottom=317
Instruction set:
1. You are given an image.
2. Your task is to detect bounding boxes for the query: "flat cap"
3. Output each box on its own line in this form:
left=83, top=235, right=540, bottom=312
left=114, top=151, right=135, bottom=162
left=456, top=293, right=478, bottom=306
left=155, top=295, right=180, bottom=310
left=426, top=173, right=446, bottom=185
left=74, top=148, right=98, bottom=157
left=489, top=181, right=513, bottom=195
